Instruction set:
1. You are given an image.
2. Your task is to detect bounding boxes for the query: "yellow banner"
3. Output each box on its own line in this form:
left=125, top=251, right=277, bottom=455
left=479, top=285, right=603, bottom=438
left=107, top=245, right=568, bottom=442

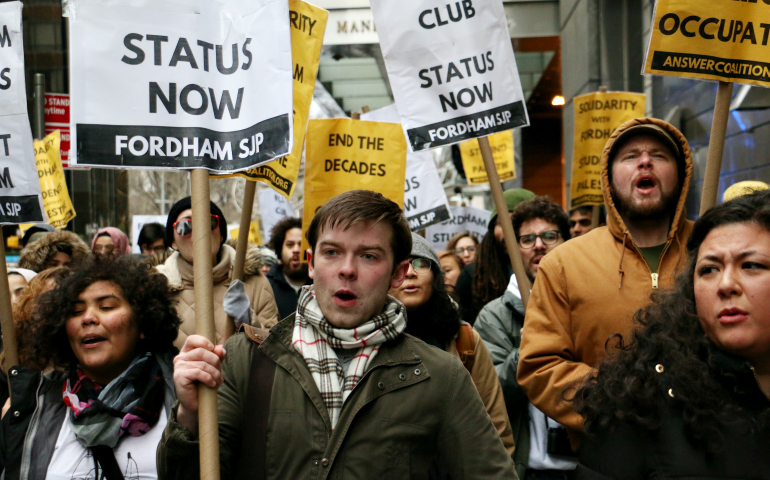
left=459, top=130, right=515, bottom=185
left=34, top=131, right=76, bottom=229
left=215, top=0, right=328, bottom=199
left=230, top=221, right=263, bottom=246
left=302, top=118, right=407, bottom=255
left=570, top=91, right=646, bottom=209
left=644, top=0, right=770, bottom=87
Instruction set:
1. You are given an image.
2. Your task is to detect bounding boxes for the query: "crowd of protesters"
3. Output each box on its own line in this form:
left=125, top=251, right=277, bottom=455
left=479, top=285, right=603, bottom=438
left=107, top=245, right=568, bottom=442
left=0, top=117, right=769, bottom=479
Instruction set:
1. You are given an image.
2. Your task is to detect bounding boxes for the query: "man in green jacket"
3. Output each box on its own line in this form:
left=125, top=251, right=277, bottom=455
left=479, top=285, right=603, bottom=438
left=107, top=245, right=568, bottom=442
left=159, top=190, right=518, bottom=480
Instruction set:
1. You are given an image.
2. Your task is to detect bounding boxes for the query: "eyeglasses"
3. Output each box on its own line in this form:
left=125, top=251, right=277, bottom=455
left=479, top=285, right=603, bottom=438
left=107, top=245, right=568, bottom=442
left=173, top=214, right=219, bottom=238
left=517, top=230, right=560, bottom=249
left=455, top=246, right=476, bottom=255
left=408, top=258, right=432, bottom=274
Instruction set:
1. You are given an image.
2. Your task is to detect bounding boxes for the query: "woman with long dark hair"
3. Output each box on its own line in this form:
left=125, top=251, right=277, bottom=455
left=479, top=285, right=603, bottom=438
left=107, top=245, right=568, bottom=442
left=389, top=233, right=515, bottom=458
left=573, top=190, right=770, bottom=479
left=1, top=256, right=181, bottom=480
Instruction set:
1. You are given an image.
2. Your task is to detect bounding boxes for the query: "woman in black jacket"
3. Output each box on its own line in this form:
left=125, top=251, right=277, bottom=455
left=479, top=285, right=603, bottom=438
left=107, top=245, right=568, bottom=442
left=573, top=190, right=770, bottom=479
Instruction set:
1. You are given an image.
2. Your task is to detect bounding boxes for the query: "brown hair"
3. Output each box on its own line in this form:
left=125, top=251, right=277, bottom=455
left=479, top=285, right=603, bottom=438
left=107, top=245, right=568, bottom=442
left=446, top=231, right=479, bottom=252
left=306, top=190, right=412, bottom=270
left=438, top=250, right=464, bottom=270
left=512, top=196, right=571, bottom=241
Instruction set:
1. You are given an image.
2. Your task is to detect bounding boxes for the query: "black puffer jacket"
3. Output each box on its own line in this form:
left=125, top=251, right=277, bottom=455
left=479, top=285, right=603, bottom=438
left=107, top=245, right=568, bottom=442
left=576, top=353, right=770, bottom=479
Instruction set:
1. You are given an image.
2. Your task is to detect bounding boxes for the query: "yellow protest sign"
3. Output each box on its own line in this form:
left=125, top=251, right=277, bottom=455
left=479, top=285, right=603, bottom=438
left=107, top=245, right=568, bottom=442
left=230, top=221, right=263, bottom=246
left=459, top=130, right=515, bottom=185
left=569, top=91, right=646, bottom=209
left=644, top=0, right=770, bottom=87
left=217, top=0, right=328, bottom=199
left=302, top=118, right=408, bottom=254
left=34, top=131, right=76, bottom=228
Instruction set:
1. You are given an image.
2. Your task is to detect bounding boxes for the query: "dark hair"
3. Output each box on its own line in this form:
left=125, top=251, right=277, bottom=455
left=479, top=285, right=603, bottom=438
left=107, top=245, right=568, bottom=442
left=268, top=217, right=302, bottom=254
left=138, top=223, right=167, bottom=249
left=403, top=259, right=462, bottom=349
left=446, top=231, right=479, bottom=252
left=471, top=221, right=509, bottom=320
left=306, top=190, right=411, bottom=270
left=512, top=196, right=571, bottom=241
left=54, top=243, right=73, bottom=258
left=573, top=190, right=770, bottom=452
left=21, top=256, right=180, bottom=371
left=571, top=205, right=606, bottom=225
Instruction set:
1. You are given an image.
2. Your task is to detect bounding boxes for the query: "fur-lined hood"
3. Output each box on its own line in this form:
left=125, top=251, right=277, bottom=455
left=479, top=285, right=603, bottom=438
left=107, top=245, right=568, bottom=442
left=18, top=230, right=91, bottom=273
left=156, top=243, right=268, bottom=292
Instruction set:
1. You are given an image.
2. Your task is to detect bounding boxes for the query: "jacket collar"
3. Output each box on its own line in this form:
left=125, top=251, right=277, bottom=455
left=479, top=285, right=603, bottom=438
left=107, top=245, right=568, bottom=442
left=157, top=245, right=237, bottom=291
left=600, top=117, right=693, bottom=244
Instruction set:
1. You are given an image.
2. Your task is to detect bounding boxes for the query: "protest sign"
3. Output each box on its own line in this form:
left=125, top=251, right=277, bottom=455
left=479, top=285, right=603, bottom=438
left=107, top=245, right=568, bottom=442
left=258, top=188, right=296, bottom=240
left=644, top=0, right=770, bottom=87
left=459, top=129, right=515, bottom=184
left=131, top=214, right=167, bottom=254
left=230, top=221, right=262, bottom=246
left=361, top=104, right=451, bottom=230
left=34, top=131, right=76, bottom=228
left=68, top=0, right=293, bottom=172
left=0, top=2, right=47, bottom=225
left=425, top=205, right=491, bottom=251
left=220, top=0, right=328, bottom=198
left=302, top=117, right=407, bottom=253
left=370, top=0, right=528, bottom=151
left=569, top=91, right=645, bottom=209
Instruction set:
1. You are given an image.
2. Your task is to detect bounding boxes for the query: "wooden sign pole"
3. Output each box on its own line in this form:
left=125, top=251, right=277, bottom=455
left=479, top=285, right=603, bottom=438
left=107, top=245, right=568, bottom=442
left=590, top=205, right=600, bottom=229
left=478, top=136, right=531, bottom=308
left=699, top=81, right=734, bottom=216
left=0, top=231, right=19, bottom=378
left=190, top=168, right=220, bottom=480
left=232, top=180, right=257, bottom=283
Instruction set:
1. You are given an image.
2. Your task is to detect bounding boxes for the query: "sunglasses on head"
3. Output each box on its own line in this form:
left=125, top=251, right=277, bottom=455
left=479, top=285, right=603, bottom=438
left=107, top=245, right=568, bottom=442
left=173, top=214, right=220, bottom=237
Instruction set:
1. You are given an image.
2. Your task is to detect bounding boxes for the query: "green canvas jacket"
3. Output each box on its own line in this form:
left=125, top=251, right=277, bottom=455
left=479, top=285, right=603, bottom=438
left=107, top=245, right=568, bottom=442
left=158, top=317, right=518, bottom=480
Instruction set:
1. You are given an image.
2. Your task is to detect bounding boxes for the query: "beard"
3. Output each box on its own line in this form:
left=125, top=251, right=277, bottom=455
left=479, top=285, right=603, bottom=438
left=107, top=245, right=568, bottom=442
left=284, top=261, right=308, bottom=281
left=612, top=185, right=679, bottom=222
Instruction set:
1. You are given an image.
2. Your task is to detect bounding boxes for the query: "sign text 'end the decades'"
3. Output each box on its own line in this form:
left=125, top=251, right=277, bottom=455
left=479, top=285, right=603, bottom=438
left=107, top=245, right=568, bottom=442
left=407, top=101, right=526, bottom=150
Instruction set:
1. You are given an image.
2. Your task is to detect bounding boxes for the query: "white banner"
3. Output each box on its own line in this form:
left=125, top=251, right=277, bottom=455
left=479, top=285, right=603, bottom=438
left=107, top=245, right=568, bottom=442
left=361, top=104, right=451, bottom=230
left=425, top=205, right=490, bottom=251
left=69, top=0, right=293, bottom=172
left=258, top=188, right=296, bottom=241
left=130, top=214, right=167, bottom=254
left=0, top=2, right=47, bottom=225
left=369, top=0, right=529, bottom=151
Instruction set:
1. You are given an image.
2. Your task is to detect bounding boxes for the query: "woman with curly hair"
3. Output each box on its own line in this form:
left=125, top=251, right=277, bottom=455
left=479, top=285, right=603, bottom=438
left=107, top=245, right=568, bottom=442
left=389, top=233, right=515, bottom=460
left=1, top=256, right=181, bottom=480
left=573, top=190, right=770, bottom=479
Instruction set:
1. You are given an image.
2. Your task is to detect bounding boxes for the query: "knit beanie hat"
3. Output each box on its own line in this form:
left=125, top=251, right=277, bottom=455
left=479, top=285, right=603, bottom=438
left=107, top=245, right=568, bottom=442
left=410, top=232, right=440, bottom=270
left=166, top=196, right=228, bottom=248
left=490, top=188, right=536, bottom=223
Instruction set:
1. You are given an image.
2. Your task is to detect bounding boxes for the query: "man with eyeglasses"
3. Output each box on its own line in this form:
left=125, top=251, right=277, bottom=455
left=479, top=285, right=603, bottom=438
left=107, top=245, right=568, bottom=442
left=475, top=196, right=574, bottom=480
left=156, top=196, right=279, bottom=350
left=516, top=118, right=694, bottom=454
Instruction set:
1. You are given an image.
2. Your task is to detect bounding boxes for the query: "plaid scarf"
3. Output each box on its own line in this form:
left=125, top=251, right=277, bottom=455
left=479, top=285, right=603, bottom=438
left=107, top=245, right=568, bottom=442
left=292, top=286, right=406, bottom=429
left=62, top=352, right=165, bottom=448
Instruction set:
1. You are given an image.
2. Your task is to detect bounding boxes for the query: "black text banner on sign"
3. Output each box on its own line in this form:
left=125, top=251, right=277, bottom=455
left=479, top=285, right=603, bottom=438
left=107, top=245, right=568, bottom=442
left=369, top=0, right=529, bottom=151
left=68, top=0, right=293, bottom=172
left=361, top=104, right=452, bottom=230
left=0, top=1, right=47, bottom=226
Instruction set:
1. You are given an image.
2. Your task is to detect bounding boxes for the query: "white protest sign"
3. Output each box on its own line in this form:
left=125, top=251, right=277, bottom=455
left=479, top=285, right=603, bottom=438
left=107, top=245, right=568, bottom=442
left=130, top=214, right=167, bottom=254
left=258, top=187, right=296, bottom=241
left=425, top=205, right=490, bottom=251
left=0, top=2, right=47, bottom=225
left=69, top=0, right=293, bottom=173
left=370, top=0, right=528, bottom=151
left=361, top=104, right=451, bottom=230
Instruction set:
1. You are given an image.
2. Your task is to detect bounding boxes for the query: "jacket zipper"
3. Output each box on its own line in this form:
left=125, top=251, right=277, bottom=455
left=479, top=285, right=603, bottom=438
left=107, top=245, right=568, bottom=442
left=19, top=376, right=46, bottom=480
left=632, top=241, right=670, bottom=290
left=750, top=365, right=770, bottom=401
left=651, top=273, right=659, bottom=289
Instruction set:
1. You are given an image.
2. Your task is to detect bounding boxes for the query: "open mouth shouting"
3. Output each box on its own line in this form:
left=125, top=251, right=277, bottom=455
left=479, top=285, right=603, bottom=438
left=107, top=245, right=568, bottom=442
left=334, top=289, right=358, bottom=307
left=81, top=334, right=107, bottom=349
left=635, top=175, right=657, bottom=195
